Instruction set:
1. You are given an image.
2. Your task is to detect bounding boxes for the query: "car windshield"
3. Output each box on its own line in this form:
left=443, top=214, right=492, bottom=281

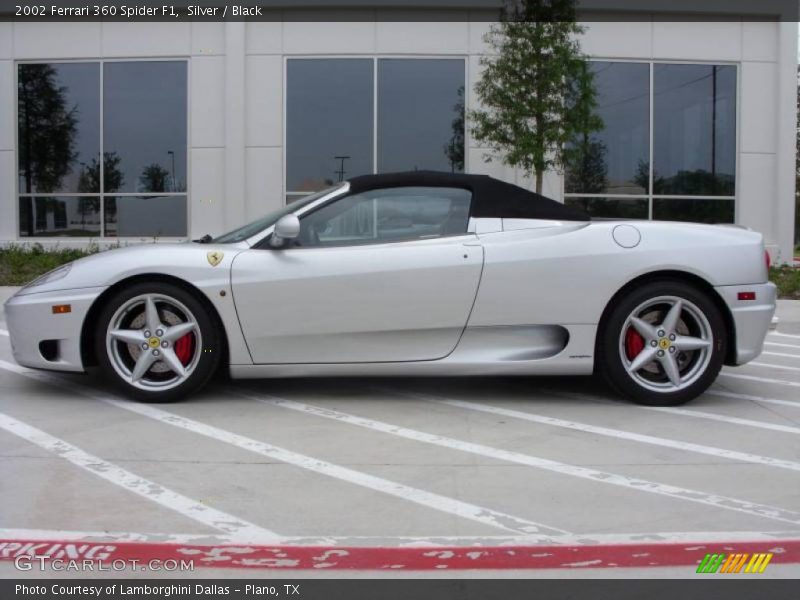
left=212, top=186, right=343, bottom=243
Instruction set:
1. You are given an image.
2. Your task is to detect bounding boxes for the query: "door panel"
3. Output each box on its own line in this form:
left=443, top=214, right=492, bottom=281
left=231, top=236, right=483, bottom=364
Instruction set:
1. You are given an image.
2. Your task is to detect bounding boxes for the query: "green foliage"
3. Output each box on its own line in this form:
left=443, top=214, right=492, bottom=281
left=77, top=151, right=125, bottom=194
left=443, top=86, right=466, bottom=172
left=0, top=244, right=99, bottom=286
left=469, top=0, right=602, bottom=194
left=770, top=265, right=800, bottom=300
left=139, top=163, right=171, bottom=192
left=17, top=64, right=77, bottom=195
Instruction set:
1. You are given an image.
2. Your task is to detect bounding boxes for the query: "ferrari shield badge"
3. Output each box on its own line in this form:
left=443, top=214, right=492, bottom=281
left=206, top=251, right=224, bottom=267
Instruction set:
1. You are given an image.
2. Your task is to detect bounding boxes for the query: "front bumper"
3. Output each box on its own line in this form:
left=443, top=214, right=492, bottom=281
left=714, top=282, right=777, bottom=365
left=3, top=286, right=106, bottom=372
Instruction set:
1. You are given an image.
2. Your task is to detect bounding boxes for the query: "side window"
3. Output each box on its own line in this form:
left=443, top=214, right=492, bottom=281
left=295, top=187, right=471, bottom=248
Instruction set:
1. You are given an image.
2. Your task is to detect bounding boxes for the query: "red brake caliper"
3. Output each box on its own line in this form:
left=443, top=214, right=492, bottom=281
left=624, top=327, right=645, bottom=361
left=173, top=333, right=195, bottom=366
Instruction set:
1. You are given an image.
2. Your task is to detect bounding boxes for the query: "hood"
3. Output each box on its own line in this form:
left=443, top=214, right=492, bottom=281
left=15, top=241, right=248, bottom=296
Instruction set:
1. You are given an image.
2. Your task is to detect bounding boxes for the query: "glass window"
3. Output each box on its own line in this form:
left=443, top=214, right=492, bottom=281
left=17, top=61, right=188, bottom=238
left=295, top=186, right=472, bottom=247
left=378, top=59, right=465, bottom=174
left=652, top=198, right=734, bottom=224
left=564, top=61, right=737, bottom=225
left=285, top=58, right=467, bottom=198
left=286, top=59, right=374, bottom=193
left=565, top=197, right=648, bottom=220
left=17, top=63, right=100, bottom=194
left=565, top=62, right=649, bottom=195
left=104, top=61, right=187, bottom=194
left=104, top=196, right=187, bottom=238
left=214, top=186, right=343, bottom=244
left=18, top=196, right=101, bottom=237
left=653, top=64, right=736, bottom=196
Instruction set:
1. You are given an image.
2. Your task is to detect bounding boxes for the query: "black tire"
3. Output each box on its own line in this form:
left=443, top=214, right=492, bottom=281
left=94, top=281, right=222, bottom=402
left=598, top=279, right=726, bottom=406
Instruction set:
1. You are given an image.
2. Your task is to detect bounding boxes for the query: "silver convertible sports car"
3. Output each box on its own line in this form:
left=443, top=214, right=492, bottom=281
left=5, top=171, right=776, bottom=406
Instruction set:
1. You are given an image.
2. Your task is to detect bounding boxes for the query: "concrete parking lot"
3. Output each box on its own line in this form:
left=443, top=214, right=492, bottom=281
left=1, top=286, right=799, bottom=578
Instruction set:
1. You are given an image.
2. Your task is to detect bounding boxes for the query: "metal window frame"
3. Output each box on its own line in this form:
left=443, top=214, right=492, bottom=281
left=282, top=54, right=469, bottom=204
left=562, top=58, right=739, bottom=222
left=14, top=57, right=191, bottom=241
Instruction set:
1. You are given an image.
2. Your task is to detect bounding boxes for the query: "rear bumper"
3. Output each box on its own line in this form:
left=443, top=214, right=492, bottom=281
left=3, top=286, right=106, bottom=372
left=714, top=282, right=777, bottom=365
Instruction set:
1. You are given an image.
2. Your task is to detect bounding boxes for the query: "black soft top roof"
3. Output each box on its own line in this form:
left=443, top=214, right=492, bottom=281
left=347, top=171, right=590, bottom=222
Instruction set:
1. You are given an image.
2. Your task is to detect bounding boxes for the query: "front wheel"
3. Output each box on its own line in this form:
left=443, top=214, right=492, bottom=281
left=598, top=280, right=726, bottom=406
left=95, top=282, right=222, bottom=402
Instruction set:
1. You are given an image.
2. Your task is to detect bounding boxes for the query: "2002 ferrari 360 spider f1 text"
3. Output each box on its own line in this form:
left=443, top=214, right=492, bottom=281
left=5, top=171, right=776, bottom=405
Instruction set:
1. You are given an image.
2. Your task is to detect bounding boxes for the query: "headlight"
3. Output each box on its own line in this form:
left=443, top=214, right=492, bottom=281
left=24, top=263, right=73, bottom=289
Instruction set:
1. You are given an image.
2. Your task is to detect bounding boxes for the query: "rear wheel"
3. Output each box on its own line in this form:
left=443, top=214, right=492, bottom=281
left=599, top=280, right=726, bottom=406
left=95, top=282, right=221, bottom=402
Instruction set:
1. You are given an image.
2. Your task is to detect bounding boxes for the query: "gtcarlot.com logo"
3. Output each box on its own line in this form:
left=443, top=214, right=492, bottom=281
left=696, top=552, right=773, bottom=574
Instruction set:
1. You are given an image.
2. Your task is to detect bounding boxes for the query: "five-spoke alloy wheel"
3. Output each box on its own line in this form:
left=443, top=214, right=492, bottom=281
left=96, top=282, right=221, bottom=402
left=599, top=280, right=726, bottom=406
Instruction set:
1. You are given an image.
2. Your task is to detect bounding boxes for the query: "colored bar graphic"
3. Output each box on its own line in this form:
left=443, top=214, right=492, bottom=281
left=720, top=554, right=737, bottom=573
left=759, top=554, right=773, bottom=573
left=696, top=553, right=712, bottom=573
left=697, top=552, right=774, bottom=574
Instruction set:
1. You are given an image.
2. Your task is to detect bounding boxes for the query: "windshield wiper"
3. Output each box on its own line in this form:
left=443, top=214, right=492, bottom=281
left=193, top=234, right=213, bottom=244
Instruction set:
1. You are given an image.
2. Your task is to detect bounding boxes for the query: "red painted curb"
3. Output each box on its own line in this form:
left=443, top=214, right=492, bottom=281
left=2, top=538, right=800, bottom=570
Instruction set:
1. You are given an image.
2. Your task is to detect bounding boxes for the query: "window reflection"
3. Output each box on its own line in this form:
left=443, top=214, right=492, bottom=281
left=565, top=197, right=648, bottom=220
left=17, top=61, right=188, bottom=238
left=653, top=64, right=736, bottom=196
left=378, top=59, right=465, bottom=174
left=104, top=196, right=187, bottom=237
left=286, top=58, right=467, bottom=197
left=653, top=198, right=734, bottom=224
left=286, top=59, right=374, bottom=193
left=297, top=187, right=472, bottom=247
left=18, top=196, right=101, bottom=237
left=17, top=63, right=100, bottom=194
left=565, top=62, right=649, bottom=195
left=104, top=61, right=187, bottom=194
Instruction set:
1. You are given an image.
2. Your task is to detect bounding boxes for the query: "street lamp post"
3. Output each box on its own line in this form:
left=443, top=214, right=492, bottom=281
left=167, top=150, right=176, bottom=192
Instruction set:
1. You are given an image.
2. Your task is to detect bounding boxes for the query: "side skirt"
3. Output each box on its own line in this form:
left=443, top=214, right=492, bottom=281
left=230, top=324, right=596, bottom=379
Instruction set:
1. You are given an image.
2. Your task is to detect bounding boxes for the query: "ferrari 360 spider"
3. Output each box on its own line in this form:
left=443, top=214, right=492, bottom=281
left=4, top=171, right=776, bottom=405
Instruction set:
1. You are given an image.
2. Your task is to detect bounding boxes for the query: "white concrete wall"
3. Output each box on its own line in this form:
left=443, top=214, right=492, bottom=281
left=0, top=14, right=795, bottom=261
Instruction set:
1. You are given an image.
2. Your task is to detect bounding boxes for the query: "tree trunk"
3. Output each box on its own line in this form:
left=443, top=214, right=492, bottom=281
left=535, top=169, right=543, bottom=195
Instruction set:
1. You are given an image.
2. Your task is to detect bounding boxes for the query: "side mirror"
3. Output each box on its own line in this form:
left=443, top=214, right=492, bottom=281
left=270, top=214, right=300, bottom=248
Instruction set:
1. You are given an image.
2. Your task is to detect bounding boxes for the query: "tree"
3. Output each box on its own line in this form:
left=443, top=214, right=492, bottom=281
left=443, top=85, right=465, bottom=172
left=77, top=152, right=125, bottom=195
left=565, top=136, right=606, bottom=194
left=139, top=163, right=170, bottom=193
left=470, top=0, right=601, bottom=195
left=17, top=64, right=78, bottom=235
left=77, top=152, right=124, bottom=228
left=18, top=65, right=77, bottom=194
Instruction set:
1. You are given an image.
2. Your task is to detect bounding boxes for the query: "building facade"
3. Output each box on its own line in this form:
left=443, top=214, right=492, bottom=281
left=0, top=9, right=796, bottom=262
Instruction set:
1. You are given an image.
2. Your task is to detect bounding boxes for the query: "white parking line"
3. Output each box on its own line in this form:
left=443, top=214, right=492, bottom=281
left=3, top=527, right=800, bottom=547
left=718, top=372, right=800, bottom=388
left=763, top=351, right=800, bottom=360
left=0, top=360, right=564, bottom=538
left=254, top=394, right=800, bottom=527
left=707, top=389, right=800, bottom=409
left=417, top=396, right=800, bottom=468
left=0, top=411, right=278, bottom=542
left=765, top=341, right=800, bottom=351
left=769, top=332, right=800, bottom=340
left=108, top=398, right=564, bottom=537
left=746, top=361, right=800, bottom=373
left=642, top=406, right=800, bottom=435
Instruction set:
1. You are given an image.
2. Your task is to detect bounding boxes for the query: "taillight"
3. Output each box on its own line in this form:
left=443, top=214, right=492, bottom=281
left=765, top=250, right=771, bottom=271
